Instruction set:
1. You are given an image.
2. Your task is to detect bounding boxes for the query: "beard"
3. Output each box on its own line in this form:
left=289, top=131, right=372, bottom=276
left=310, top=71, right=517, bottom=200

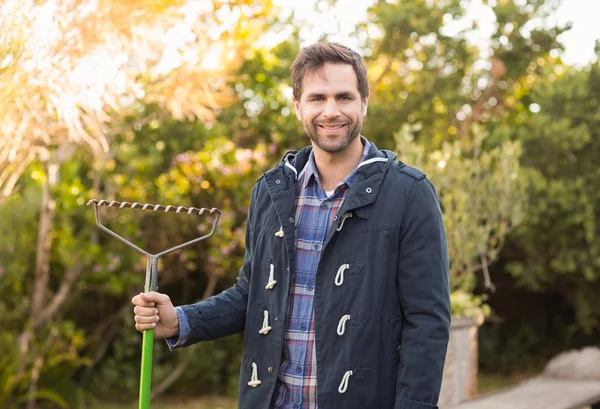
left=302, top=115, right=364, bottom=154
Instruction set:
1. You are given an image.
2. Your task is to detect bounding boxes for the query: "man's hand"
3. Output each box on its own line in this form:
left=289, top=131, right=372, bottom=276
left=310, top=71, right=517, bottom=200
left=132, top=291, right=179, bottom=339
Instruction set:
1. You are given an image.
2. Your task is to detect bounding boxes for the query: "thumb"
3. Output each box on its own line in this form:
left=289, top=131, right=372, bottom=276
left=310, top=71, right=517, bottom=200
left=142, top=291, right=171, bottom=306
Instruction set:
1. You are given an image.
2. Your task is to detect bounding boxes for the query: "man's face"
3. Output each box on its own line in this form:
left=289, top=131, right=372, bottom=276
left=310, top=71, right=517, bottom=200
left=293, top=62, right=368, bottom=155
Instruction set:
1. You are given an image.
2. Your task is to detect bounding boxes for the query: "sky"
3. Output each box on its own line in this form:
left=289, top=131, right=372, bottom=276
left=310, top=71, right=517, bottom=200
left=554, top=0, right=600, bottom=65
left=271, top=0, right=600, bottom=66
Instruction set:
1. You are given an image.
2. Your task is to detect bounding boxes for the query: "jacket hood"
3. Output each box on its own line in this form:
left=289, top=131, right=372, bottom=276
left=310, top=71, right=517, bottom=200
left=277, top=137, right=398, bottom=180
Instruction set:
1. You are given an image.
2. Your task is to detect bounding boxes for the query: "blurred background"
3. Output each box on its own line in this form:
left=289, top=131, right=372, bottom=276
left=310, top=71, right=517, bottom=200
left=1, top=0, right=599, bottom=408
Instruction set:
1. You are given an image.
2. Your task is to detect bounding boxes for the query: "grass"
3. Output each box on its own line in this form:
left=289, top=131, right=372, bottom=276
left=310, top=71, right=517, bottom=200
left=96, top=371, right=540, bottom=408
left=477, top=369, right=541, bottom=395
left=96, top=395, right=237, bottom=409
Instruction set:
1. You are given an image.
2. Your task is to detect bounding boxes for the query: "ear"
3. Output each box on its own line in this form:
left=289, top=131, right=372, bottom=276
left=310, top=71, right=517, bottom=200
left=362, top=96, right=369, bottom=117
left=292, top=96, right=302, bottom=121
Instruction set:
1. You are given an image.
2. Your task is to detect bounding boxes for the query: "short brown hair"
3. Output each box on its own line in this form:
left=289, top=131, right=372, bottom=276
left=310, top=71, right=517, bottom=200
left=290, top=42, right=370, bottom=101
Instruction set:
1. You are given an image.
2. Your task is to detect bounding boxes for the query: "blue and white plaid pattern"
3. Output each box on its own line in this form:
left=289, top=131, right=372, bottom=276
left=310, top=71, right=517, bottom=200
left=271, top=141, right=370, bottom=409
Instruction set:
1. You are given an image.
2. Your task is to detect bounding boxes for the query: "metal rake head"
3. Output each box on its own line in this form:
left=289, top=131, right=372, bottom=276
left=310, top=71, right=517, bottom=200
left=86, top=199, right=221, bottom=258
left=86, top=199, right=221, bottom=216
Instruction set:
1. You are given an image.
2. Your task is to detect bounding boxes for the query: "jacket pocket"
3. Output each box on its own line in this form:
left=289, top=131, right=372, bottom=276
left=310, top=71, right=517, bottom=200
left=347, top=256, right=365, bottom=277
left=394, top=396, right=438, bottom=409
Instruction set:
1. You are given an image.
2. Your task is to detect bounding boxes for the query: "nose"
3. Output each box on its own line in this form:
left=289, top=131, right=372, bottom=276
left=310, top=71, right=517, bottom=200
left=322, top=98, right=340, bottom=118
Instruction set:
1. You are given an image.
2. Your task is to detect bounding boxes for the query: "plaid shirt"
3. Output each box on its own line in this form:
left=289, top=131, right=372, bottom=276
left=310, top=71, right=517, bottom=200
left=271, top=141, right=371, bottom=409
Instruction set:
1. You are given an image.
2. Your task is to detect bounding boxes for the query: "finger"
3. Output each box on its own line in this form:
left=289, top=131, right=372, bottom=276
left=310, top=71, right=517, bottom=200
left=132, top=293, right=155, bottom=308
left=145, top=291, right=171, bottom=306
left=133, top=306, right=158, bottom=317
left=135, top=322, right=157, bottom=332
left=135, top=314, right=160, bottom=324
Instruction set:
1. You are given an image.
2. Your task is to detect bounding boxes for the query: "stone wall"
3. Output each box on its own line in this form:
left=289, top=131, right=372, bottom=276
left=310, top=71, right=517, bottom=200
left=438, top=317, right=480, bottom=406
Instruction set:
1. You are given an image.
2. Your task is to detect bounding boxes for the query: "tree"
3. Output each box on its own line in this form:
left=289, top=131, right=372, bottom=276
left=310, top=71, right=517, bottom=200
left=362, top=0, right=600, bottom=370
left=361, top=0, right=567, bottom=293
left=396, top=125, right=524, bottom=318
left=0, top=0, right=270, bottom=201
left=362, top=0, right=567, bottom=151
left=0, top=0, right=273, bottom=406
left=503, top=63, right=600, bottom=332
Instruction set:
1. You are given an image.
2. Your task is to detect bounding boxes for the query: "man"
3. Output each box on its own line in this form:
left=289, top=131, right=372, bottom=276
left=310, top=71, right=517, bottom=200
left=132, top=42, right=451, bottom=409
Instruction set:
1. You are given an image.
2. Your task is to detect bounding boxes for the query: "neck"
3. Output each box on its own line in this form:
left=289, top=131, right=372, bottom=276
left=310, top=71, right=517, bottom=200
left=312, top=137, right=364, bottom=191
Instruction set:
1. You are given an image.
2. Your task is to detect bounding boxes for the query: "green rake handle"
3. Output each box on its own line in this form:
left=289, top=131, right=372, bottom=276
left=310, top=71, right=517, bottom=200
left=139, top=328, right=154, bottom=409
left=139, top=255, right=158, bottom=409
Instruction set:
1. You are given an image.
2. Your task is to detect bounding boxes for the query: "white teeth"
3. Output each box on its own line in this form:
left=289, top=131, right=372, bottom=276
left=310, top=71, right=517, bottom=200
left=321, top=125, right=344, bottom=129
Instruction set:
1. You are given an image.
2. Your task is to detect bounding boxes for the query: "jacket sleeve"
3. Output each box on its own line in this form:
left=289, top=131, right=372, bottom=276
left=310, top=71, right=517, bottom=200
left=395, top=177, right=451, bottom=409
left=176, top=183, right=259, bottom=346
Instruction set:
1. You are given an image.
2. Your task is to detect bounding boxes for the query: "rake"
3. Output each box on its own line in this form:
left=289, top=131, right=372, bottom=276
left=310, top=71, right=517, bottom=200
left=86, top=199, right=220, bottom=409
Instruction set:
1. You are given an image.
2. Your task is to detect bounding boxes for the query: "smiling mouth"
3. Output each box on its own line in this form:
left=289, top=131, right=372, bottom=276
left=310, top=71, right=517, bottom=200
left=318, top=124, right=346, bottom=130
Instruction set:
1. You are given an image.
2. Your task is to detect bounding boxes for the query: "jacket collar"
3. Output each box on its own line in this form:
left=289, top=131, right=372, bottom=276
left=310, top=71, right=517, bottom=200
left=264, top=137, right=396, bottom=219
left=299, top=139, right=372, bottom=190
left=283, top=136, right=394, bottom=179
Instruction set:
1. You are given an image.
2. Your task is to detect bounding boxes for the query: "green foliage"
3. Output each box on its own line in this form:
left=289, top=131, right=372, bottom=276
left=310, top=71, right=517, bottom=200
left=222, top=41, right=304, bottom=151
left=363, top=0, right=567, bottom=152
left=363, top=0, right=471, bottom=150
left=0, top=164, right=104, bottom=408
left=365, top=0, right=599, bottom=365
left=450, top=290, right=490, bottom=322
left=396, top=125, right=524, bottom=301
left=0, top=321, right=91, bottom=408
left=502, top=64, right=600, bottom=332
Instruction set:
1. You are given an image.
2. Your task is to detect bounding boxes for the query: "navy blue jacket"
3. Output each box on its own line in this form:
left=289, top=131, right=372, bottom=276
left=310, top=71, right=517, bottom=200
left=179, top=141, right=451, bottom=409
